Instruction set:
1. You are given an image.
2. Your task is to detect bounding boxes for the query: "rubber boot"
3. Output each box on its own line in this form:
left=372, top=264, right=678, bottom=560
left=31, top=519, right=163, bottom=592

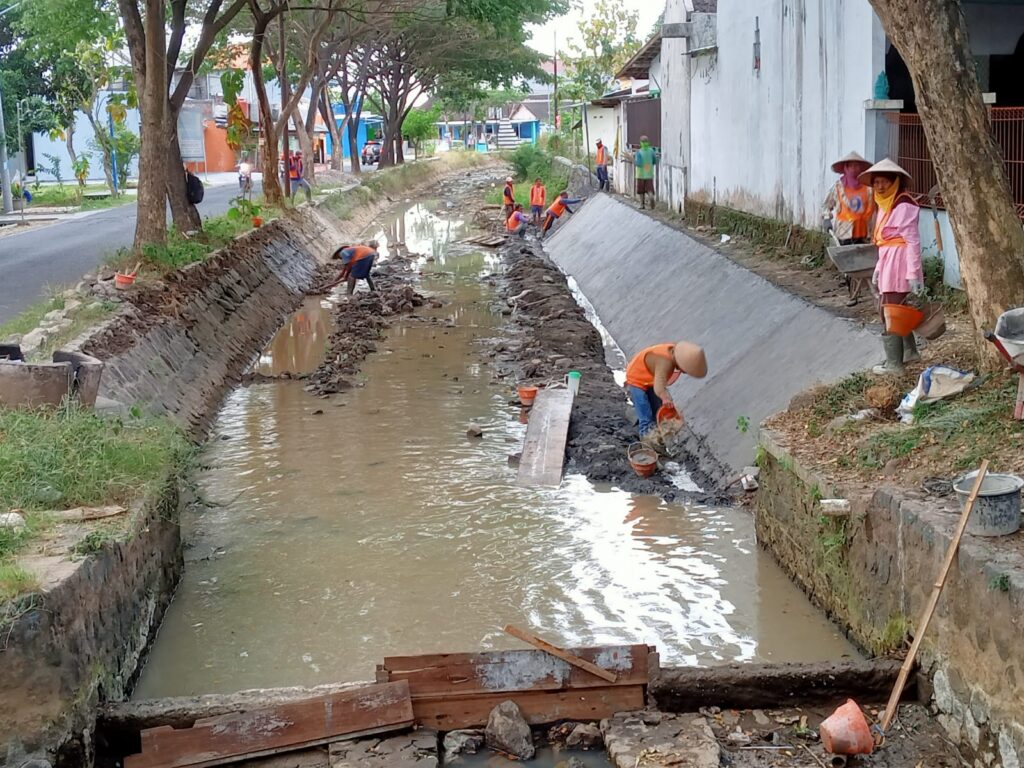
left=872, top=334, right=905, bottom=375
left=903, top=333, right=921, bottom=363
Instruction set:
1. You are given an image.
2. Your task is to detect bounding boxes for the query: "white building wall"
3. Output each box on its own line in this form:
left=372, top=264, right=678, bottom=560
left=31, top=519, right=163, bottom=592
left=583, top=106, right=616, bottom=152
left=687, top=0, right=878, bottom=228
left=658, top=0, right=693, bottom=212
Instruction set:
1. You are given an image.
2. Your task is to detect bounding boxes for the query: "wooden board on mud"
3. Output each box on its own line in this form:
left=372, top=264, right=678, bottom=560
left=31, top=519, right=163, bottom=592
left=517, top=388, right=574, bottom=487
left=377, top=644, right=653, bottom=730
left=123, top=681, right=414, bottom=768
left=461, top=234, right=507, bottom=247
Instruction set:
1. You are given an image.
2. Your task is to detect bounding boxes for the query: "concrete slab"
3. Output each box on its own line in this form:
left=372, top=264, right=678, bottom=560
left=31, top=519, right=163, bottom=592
left=601, top=711, right=719, bottom=768
left=329, top=730, right=438, bottom=767
left=545, top=195, right=880, bottom=471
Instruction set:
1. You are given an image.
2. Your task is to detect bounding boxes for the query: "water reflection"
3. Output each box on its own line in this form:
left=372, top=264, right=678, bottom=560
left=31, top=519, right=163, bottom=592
left=255, top=297, right=333, bottom=377
left=133, top=202, right=856, bottom=699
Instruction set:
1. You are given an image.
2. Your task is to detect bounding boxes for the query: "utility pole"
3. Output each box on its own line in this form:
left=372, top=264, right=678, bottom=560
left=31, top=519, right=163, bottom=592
left=553, top=32, right=559, bottom=131
left=279, top=12, right=289, bottom=194
left=0, top=0, right=23, bottom=214
left=0, top=80, right=13, bottom=213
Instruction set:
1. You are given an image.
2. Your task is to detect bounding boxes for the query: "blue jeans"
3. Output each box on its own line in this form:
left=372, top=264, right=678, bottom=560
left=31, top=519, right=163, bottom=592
left=628, top=385, right=662, bottom=438
left=596, top=165, right=609, bottom=190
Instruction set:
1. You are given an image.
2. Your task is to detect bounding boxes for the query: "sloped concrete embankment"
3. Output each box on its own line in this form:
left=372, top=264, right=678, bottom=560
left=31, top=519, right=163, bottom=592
left=544, top=193, right=880, bottom=474
left=0, top=160, right=494, bottom=768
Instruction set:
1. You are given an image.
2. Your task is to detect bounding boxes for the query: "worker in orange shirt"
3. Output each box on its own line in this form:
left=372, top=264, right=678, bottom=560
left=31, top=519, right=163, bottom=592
left=624, top=341, right=708, bottom=440
left=541, top=191, right=584, bottom=239
left=502, top=176, right=515, bottom=221
left=529, top=178, right=546, bottom=226
left=506, top=203, right=528, bottom=238
left=324, top=240, right=379, bottom=295
left=595, top=138, right=610, bottom=192
left=822, top=151, right=874, bottom=244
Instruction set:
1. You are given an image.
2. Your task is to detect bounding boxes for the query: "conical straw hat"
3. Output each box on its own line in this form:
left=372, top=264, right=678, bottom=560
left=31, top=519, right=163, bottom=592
left=859, top=157, right=912, bottom=185
left=830, top=151, right=871, bottom=174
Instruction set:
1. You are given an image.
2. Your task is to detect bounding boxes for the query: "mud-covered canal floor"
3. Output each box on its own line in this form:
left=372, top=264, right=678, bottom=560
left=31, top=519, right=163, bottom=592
left=133, top=170, right=857, bottom=701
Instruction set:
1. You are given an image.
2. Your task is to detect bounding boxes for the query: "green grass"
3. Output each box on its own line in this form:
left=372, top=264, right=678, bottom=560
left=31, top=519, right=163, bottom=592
left=0, top=293, right=65, bottom=342
left=856, top=374, right=1023, bottom=471
left=28, top=183, right=132, bottom=211
left=810, top=372, right=873, bottom=421
left=0, top=563, right=38, bottom=603
left=0, top=400, right=191, bottom=515
left=32, top=300, right=119, bottom=361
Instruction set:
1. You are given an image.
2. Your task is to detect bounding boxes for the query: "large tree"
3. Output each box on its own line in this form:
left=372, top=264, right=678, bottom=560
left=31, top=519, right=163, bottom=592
left=563, top=0, right=640, bottom=100
left=869, top=0, right=1024, bottom=362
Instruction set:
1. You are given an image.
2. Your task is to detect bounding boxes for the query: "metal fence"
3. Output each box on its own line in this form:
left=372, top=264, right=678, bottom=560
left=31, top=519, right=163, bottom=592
left=887, top=108, right=1024, bottom=218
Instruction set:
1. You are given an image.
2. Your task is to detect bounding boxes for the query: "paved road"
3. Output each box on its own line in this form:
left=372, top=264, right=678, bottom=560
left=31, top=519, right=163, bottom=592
left=0, top=179, right=255, bottom=324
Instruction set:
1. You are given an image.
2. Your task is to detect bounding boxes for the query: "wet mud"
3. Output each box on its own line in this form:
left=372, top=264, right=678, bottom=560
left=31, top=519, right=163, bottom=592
left=491, top=241, right=728, bottom=502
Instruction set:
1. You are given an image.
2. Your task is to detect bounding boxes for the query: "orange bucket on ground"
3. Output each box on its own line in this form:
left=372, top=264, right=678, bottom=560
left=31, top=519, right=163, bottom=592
left=114, top=272, right=136, bottom=290
left=819, top=699, right=874, bottom=755
left=883, top=303, right=924, bottom=336
left=517, top=385, right=539, bottom=406
left=628, top=443, right=658, bottom=478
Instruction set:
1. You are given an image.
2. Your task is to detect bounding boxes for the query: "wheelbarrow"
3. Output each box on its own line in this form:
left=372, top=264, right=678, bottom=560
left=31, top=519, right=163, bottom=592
left=984, top=307, right=1024, bottom=420
left=826, top=233, right=878, bottom=306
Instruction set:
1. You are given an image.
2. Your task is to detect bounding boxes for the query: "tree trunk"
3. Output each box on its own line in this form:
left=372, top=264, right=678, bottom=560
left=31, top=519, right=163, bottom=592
left=65, top=126, right=77, bottom=164
left=165, top=118, right=202, bottom=232
left=291, top=108, right=316, bottom=183
left=870, top=0, right=1024, bottom=365
left=131, top=0, right=168, bottom=249
left=250, top=17, right=284, bottom=205
left=321, top=90, right=345, bottom=171
left=86, top=114, right=118, bottom=195
left=347, top=115, right=362, bottom=174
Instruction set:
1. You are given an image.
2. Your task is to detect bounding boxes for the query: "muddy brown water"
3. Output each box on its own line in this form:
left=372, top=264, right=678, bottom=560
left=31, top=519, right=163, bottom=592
left=133, top=200, right=857, bottom=700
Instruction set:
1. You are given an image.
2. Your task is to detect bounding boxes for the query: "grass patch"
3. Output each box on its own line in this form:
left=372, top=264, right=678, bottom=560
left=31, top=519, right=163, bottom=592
left=684, top=199, right=830, bottom=262
left=30, top=300, right=119, bottom=361
left=810, top=372, right=873, bottom=421
left=71, top=528, right=122, bottom=557
left=0, top=563, right=38, bottom=602
left=28, top=183, right=132, bottom=212
left=0, top=293, right=66, bottom=342
left=485, top=145, right=570, bottom=207
left=0, top=400, right=191, bottom=515
left=854, top=374, right=1022, bottom=472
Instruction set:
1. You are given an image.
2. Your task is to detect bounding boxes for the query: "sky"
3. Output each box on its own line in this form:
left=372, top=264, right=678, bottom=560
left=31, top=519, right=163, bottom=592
left=525, top=0, right=663, bottom=57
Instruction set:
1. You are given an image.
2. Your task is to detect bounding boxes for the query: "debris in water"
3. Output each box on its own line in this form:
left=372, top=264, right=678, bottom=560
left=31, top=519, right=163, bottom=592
left=466, top=425, right=484, bottom=439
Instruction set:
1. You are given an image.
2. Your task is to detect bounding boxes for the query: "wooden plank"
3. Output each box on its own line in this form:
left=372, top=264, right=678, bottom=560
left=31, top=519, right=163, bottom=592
left=124, top=681, right=413, bottom=768
left=411, top=685, right=646, bottom=731
left=503, top=625, right=617, bottom=683
left=382, top=645, right=649, bottom=696
left=516, top=388, right=574, bottom=487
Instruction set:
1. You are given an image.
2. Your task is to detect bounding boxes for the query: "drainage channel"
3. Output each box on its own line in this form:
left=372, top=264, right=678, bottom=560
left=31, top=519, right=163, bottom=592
left=133, top=197, right=857, bottom=707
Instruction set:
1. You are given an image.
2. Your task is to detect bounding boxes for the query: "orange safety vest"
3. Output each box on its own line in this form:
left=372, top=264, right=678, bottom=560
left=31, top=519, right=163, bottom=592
left=288, top=157, right=302, bottom=180
left=346, top=245, right=376, bottom=264
left=547, top=197, right=568, bottom=217
left=596, top=145, right=607, bottom=166
left=503, top=184, right=515, bottom=205
left=530, top=184, right=546, bottom=207
left=873, top=193, right=916, bottom=248
left=506, top=212, right=524, bottom=232
left=625, top=344, right=683, bottom=389
left=834, top=182, right=874, bottom=240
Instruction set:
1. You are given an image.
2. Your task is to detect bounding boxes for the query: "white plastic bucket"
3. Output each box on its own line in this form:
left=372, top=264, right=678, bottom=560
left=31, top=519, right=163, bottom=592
left=954, top=471, right=1023, bottom=537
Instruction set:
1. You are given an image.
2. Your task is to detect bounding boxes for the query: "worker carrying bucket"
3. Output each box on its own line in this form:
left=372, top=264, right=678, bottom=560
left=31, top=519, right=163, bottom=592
left=624, top=341, right=707, bottom=449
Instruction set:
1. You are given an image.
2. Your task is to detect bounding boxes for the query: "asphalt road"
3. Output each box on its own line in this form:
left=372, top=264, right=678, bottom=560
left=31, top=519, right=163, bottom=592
left=0, top=179, right=252, bottom=324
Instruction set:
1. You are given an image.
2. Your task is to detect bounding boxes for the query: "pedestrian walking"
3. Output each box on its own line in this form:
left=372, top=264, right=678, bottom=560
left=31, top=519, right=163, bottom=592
left=289, top=151, right=312, bottom=203
left=595, top=138, right=610, bottom=192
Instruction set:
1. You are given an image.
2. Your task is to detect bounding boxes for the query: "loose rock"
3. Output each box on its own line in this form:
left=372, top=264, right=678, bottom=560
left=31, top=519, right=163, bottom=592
left=485, top=700, right=535, bottom=760
left=466, top=425, right=484, bottom=439
left=443, top=729, right=485, bottom=756
left=566, top=722, right=603, bottom=750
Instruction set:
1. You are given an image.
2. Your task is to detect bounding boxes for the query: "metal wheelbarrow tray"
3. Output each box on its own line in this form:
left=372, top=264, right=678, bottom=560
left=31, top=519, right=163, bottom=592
left=826, top=243, right=879, bottom=274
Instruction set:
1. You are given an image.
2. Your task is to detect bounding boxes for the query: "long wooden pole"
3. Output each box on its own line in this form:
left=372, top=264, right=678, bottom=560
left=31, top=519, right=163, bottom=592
left=503, top=625, right=618, bottom=683
left=880, top=460, right=989, bottom=732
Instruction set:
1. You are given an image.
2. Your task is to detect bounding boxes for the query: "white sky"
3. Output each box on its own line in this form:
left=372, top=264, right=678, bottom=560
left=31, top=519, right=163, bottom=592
left=525, top=0, right=663, bottom=57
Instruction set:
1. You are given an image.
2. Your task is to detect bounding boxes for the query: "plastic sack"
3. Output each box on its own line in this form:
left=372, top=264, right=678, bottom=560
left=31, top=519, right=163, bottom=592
left=897, top=365, right=975, bottom=424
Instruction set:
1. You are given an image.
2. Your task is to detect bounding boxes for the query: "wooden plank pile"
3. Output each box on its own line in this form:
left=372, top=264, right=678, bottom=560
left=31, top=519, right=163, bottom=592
left=121, top=632, right=652, bottom=767
left=461, top=234, right=508, bottom=247
left=124, top=682, right=414, bottom=768
left=377, top=632, right=654, bottom=731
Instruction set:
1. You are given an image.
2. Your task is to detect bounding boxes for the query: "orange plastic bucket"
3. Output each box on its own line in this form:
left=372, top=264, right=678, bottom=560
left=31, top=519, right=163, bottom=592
left=883, top=303, right=924, bottom=336
left=628, top=443, right=658, bottom=478
left=517, top=385, right=539, bottom=406
left=114, top=272, right=136, bottom=290
left=657, top=403, right=683, bottom=425
left=819, top=699, right=874, bottom=755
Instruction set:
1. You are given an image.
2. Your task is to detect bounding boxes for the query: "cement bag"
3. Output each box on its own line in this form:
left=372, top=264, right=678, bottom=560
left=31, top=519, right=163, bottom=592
left=897, top=365, right=975, bottom=424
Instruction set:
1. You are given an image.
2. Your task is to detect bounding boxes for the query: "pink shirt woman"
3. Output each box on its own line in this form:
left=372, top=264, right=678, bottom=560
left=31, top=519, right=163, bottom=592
left=873, top=193, right=923, bottom=294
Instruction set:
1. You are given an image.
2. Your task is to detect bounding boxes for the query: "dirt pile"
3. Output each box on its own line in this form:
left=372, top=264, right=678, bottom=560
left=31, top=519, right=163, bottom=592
left=491, top=241, right=724, bottom=501
left=305, top=264, right=425, bottom=397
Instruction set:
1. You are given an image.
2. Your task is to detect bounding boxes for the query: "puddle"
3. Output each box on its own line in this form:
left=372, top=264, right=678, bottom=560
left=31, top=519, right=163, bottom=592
left=133, top=199, right=857, bottom=699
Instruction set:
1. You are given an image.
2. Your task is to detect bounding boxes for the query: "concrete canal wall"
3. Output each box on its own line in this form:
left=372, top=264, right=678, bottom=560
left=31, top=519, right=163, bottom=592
left=0, top=157, right=498, bottom=767
left=544, top=193, right=880, bottom=473
left=757, top=429, right=1024, bottom=766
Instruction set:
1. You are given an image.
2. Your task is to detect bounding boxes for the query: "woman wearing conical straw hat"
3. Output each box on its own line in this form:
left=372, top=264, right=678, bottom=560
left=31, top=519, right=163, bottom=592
left=822, top=151, right=875, bottom=245
left=859, top=158, right=924, bottom=375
